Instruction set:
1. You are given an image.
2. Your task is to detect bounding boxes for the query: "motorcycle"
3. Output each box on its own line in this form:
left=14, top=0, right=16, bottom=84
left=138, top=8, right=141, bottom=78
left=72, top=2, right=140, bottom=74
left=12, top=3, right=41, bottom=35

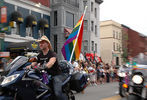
left=117, top=65, right=132, bottom=97
left=0, top=56, right=75, bottom=100
left=126, top=54, right=147, bottom=100
left=127, top=65, right=147, bottom=100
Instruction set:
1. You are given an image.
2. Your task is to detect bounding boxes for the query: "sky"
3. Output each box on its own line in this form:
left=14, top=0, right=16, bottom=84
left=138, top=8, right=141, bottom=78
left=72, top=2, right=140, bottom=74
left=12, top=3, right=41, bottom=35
left=100, top=0, right=147, bottom=36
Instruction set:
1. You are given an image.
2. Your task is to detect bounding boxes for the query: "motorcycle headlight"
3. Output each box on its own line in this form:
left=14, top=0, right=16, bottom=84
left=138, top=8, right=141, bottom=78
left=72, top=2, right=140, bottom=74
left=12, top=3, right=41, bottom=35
left=118, top=72, right=126, bottom=77
left=132, top=75, right=143, bottom=84
left=1, top=74, right=20, bottom=85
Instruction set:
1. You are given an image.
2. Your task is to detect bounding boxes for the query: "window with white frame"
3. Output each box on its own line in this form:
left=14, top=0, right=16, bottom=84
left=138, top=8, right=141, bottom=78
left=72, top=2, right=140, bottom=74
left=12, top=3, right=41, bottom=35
left=84, top=20, right=88, bottom=30
left=91, top=21, right=94, bottom=31
left=95, top=43, right=97, bottom=53
left=113, top=42, right=115, bottom=51
left=38, top=29, right=44, bottom=38
left=91, top=41, right=94, bottom=51
left=26, top=27, right=33, bottom=37
left=84, top=40, right=88, bottom=51
left=54, top=11, right=58, bottom=26
left=83, top=0, right=87, bottom=9
left=91, top=2, right=93, bottom=12
left=95, top=25, right=97, bottom=36
left=11, top=22, right=20, bottom=35
left=95, top=8, right=97, bottom=18
left=113, top=30, right=115, bottom=38
left=66, top=11, right=74, bottom=28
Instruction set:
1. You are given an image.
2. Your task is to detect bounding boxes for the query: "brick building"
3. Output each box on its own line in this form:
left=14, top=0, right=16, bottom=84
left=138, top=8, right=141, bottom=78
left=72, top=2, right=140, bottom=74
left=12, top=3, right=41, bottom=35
left=122, top=25, right=147, bottom=58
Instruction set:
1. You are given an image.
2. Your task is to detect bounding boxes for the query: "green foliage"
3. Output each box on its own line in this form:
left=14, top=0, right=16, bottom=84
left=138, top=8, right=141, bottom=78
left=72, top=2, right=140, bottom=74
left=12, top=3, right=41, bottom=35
left=122, top=48, right=128, bottom=63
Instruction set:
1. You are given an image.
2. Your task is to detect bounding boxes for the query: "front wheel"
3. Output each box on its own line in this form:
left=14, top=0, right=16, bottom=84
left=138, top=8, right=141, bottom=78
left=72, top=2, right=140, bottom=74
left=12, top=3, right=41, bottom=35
left=67, top=91, right=75, bottom=100
left=127, top=94, right=142, bottom=100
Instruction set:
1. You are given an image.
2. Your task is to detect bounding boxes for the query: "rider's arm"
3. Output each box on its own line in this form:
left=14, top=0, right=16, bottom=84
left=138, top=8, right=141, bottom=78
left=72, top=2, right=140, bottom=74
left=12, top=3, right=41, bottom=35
left=45, top=57, right=56, bottom=69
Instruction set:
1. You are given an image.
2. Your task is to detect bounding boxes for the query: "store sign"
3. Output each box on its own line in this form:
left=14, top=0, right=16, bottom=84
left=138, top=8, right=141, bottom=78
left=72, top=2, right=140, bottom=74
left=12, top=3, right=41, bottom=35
left=0, top=52, right=10, bottom=57
left=1, top=6, right=7, bottom=23
left=31, top=42, right=38, bottom=49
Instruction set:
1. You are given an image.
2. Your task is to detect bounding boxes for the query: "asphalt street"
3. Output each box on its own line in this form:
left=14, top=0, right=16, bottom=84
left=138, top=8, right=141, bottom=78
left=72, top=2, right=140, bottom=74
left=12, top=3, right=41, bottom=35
left=75, top=82, right=126, bottom=100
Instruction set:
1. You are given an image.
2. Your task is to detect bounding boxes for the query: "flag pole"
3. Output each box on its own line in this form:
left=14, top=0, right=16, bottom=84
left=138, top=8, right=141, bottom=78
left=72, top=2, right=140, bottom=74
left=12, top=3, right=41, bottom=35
left=69, top=6, right=88, bottom=63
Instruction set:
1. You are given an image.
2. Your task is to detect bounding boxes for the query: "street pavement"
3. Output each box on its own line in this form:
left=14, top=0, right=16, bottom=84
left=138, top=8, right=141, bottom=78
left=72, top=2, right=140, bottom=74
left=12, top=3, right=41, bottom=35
left=75, top=82, right=127, bottom=100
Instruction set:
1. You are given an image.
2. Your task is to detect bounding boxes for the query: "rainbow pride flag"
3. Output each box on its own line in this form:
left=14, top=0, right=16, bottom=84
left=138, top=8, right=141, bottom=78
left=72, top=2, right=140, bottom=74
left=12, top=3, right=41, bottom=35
left=61, top=15, right=84, bottom=61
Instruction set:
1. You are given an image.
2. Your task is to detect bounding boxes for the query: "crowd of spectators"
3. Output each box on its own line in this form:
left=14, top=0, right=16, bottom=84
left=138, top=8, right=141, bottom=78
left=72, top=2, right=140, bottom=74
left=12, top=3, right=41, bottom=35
left=71, top=59, right=118, bottom=86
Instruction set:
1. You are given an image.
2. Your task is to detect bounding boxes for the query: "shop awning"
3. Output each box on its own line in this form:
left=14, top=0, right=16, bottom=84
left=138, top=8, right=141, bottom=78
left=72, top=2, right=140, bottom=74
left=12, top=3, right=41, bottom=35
left=7, top=41, right=39, bottom=51
left=38, top=19, right=49, bottom=29
left=26, top=15, right=37, bottom=27
left=11, top=11, right=23, bottom=23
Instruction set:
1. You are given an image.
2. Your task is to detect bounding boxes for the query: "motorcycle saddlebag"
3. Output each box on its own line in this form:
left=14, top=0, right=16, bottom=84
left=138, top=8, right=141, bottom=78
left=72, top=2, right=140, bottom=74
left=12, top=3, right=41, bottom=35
left=70, top=72, right=88, bottom=92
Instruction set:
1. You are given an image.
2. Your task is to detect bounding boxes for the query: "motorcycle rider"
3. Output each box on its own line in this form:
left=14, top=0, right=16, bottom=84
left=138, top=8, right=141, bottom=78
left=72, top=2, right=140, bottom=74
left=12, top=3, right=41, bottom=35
left=27, top=35, right=68, bottom=100
left=126, top=55, right=137, bottom=68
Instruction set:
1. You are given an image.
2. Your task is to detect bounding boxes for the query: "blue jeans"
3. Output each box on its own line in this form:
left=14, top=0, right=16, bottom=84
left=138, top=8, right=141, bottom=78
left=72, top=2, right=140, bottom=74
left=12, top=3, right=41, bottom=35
left=53, top=74, right=68, bottom=100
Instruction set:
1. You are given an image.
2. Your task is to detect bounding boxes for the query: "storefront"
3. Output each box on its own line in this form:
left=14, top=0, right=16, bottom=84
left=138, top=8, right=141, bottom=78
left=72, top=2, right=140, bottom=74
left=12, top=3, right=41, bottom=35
left=7, top=41, right=39, bottom=58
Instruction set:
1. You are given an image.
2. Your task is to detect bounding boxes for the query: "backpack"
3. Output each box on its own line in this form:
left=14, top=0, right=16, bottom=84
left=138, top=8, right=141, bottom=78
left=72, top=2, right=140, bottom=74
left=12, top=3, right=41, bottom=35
left=59, top=60, right=73, bottom=74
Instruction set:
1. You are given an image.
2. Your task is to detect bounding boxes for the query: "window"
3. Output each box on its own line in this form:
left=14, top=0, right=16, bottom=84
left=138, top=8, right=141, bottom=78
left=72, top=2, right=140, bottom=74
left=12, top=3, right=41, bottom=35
left=66, top=11, right=74, bottom=28
left=95, top=25, right=97, bottom=36
left=54, top=11, right=57, bottom=26
left=113, top=30, right=115, bottom=38
left=84, top=40, right=88, bottom=51
left=117, top=43, right=119, bottom=51
left=84, top=20, right=88, bottom=30
left=38, top=29, right=44, bottom=38
left=119, top=32, right=121, bottom=40
left=91, top=41, right=94, bottom=51
left=54, top=35, right=58, bottom=53
left=91, top=21, right=94, bottom=31
left=91, top=2, right=93, bottom=12
left=95, top=8, right=97, bottom=18
left=113, top=42, right=115, bottom=51
left=26, top=27, right=33, bottom=37
left=95, top=43, right=97, bottom=53
left=83, top=0, right=87, bottom=9
left=11, top=22, right=20, bottom=35
left=116, top=32, right=118, bottom=39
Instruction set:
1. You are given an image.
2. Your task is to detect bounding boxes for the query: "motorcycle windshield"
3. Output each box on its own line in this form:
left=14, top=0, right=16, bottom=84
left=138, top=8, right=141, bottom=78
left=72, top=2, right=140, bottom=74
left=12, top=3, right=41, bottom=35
left=5, top=56, right=28, bottom=75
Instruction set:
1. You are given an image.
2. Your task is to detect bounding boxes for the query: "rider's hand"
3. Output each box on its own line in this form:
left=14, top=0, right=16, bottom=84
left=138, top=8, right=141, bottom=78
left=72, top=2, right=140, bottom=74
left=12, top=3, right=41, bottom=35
left=26, top=65, right=31, bottom=69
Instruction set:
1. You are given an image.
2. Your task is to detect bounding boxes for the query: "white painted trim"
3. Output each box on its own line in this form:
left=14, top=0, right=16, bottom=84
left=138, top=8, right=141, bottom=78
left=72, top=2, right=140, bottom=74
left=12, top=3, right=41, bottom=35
left=4, top=34, right=36, bottom=43
left=4, top=0, right=51, bottom=16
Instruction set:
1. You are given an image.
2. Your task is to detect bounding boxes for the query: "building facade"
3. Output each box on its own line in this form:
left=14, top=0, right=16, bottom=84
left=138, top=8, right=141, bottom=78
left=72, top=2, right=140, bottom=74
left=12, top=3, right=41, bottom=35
left=122, top=25, right=147, bottom=58
left=50, top=0, right=103, bottom=60
left=0, top=0, right=51, bottom=57
left=79, top=0, right=103, bottom=57
left=50, top=0, right=80, bottom=60
left=100, top=20, right=122, bottom=66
